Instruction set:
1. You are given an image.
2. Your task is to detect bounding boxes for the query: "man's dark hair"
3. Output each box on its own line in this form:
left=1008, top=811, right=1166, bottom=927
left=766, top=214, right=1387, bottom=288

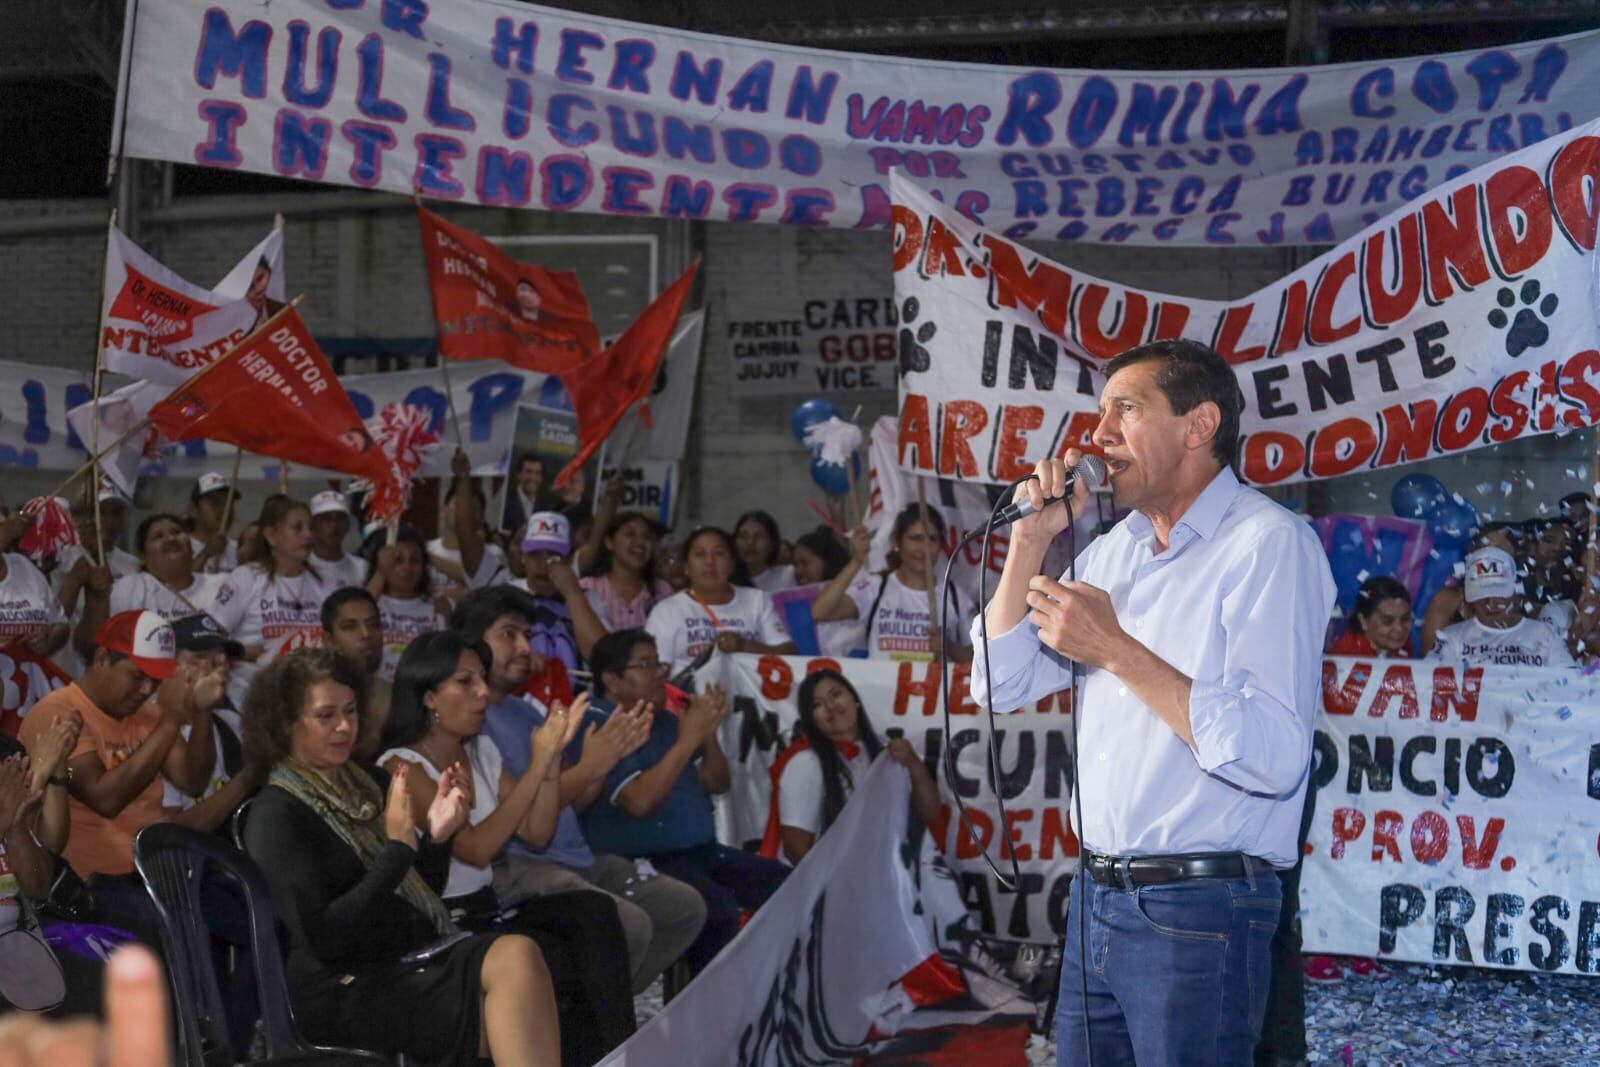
left=589, top=628, right=655, bottom=700
left=320, top=586, right=377, bottom=635
left=450, top=585, right=537, bottom=647
left=515, top=452, right=543, bottom=474
left=1102, top=339, right=1244, bottom=469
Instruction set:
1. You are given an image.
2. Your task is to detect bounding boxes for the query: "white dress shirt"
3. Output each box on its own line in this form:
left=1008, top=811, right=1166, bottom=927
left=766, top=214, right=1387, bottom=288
left=971, top=468, right=1335, bottom=868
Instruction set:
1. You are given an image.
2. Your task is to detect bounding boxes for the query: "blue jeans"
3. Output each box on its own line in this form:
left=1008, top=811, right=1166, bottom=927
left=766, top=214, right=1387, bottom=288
left=1055, top=868, right=1282, bottom=1067
left=647, top=842, right=789, bottom=972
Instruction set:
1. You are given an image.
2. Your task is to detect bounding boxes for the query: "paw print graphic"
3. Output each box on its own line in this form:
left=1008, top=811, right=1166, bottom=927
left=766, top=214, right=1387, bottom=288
left=1487, top=280, right=1558, bottom=358
left=898, top=297, right=936, bottom=375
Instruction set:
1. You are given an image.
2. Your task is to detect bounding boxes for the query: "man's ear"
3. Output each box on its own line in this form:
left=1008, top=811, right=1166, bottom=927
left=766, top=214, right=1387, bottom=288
left=1187, top=400, right=1221, bottom=452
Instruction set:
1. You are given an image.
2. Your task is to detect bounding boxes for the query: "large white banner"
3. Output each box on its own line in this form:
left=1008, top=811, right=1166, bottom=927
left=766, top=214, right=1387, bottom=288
left=710, top=653, right=1079, bottom=946
left=712, top=652, right=1600, bottom=972
left=605, top=758, right=1028, bottom=1066
left=0, top=360, right=95, bottom=477
left=1303, top=658, right=1600, bottom=976
left=893, top=116, right=1600, bottom=487
left=116, top=2, right=1598, bottom=246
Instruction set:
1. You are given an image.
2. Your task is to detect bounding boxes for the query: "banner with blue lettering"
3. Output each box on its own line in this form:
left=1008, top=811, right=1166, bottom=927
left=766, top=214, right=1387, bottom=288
left=893, top=116, right=1600, bottom=488
left=116, top=2, right=1596, bottom=246
left=4, top=357, right=535, bottom=481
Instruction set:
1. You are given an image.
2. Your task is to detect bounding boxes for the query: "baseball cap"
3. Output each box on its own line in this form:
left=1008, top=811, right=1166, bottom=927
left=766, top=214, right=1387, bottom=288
left=522, top=511, right=571, bottom=556
left=96, top=480, right=125, bottom=505
left=192, top=472, right=236, bottom=501
left=311, top=490, right=350, bottom=517
left=171, top=613, right=245, bottom=659
left=1463, top=546, right=1517, bottom=603
left=95, top=611, right=179, bottom=679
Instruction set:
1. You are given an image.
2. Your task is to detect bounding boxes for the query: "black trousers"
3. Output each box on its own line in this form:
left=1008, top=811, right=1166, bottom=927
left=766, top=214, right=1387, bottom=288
left=1254, top=779, right=1318, bottom=1065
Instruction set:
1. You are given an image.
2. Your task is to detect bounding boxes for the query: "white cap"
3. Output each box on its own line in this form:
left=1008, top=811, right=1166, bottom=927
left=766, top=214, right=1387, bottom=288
left=521, top=511, right=571, bottom=555
left=1463, top=547, right=1517, bottom=603
left=195, top=471, right=231, bottom=497
left=311, top=490, right=350, bottom=517
left=96, top=479, right=124, bottom=505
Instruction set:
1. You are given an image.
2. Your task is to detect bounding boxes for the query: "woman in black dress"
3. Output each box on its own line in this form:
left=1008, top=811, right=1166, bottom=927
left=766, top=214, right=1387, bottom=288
left=379, top=631, right=639, bottom=1065
left=240, top=648, right=560, bottom=1067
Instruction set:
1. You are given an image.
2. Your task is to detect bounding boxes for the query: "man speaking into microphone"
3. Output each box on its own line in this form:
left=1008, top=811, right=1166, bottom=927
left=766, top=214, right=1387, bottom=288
left=971, top=340, right=1335, bottom=1067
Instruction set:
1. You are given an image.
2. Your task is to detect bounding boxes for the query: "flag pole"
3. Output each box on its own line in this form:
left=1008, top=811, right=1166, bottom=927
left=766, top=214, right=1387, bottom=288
left=89, top=210, right=118, bottom=568
left=219, top=446, right=243, bottom=536
left=436, top=352, right=466, bottom=452
left=915, top=475, right=941, bottom=665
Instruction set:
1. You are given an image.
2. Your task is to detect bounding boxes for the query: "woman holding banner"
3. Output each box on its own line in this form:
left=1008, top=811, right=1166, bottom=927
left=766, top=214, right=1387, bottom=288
left=761, top=669, right=941, bottom=865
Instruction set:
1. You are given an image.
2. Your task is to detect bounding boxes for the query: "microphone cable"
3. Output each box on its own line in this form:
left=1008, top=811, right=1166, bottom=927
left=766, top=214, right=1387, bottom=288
left=937, top=475, right=1094, bottom=1066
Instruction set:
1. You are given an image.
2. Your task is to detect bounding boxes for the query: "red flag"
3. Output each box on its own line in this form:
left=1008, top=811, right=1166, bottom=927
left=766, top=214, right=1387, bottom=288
left=147, top=307, right=396, bottom=491
left=555, top=260, right=699, bottom=486
left=416, top=204, right=601, bottom=374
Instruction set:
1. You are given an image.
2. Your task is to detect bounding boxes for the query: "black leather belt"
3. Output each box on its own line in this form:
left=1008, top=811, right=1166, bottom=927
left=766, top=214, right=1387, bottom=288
left=1082, top=850, right=1270, bottom=888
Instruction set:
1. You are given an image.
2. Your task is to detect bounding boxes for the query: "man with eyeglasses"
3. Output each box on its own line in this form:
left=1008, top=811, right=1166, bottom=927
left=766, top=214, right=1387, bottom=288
left=450, top=587, right=707, bottom=995
left=583, top=629, right=790, bottom=974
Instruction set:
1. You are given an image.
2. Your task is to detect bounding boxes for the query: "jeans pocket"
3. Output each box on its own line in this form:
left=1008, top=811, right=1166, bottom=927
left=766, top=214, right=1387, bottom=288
left=1131, top=882, right=1233, bottom=942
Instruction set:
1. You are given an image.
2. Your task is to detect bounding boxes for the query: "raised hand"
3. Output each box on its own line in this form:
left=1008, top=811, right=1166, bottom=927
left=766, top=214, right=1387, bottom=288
left=682, top=683, right=731, bottom=746
left=1011, top=454, right=1091, bottom=546
left=384, top=763, right=417, bottom=844
left=426, top=761, right=471, bottom=840
left=579, top=699, right=653, bottom=773
left=530, top=700, right=572, bottom=766
left=0, top=755, right=31, bottom=836
left=155, top=673, right=196, bottom=726
left=27, top=710, right=80, bottom=791
left=848, top=524, right=872, bottom=565
left=885, top=737, right=920, bottom=768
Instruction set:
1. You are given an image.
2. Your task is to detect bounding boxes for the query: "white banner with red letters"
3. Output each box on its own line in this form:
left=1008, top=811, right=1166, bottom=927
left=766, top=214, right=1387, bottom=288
left=893, top=116, right=1600, bottom=487
left=1303, top=657, right=1600, bottom=975
left=100, top=225, right=285, bottom=386
left=710, top=652, right=1600, bottom=973
left=116, top=1, right=1600, bottom=245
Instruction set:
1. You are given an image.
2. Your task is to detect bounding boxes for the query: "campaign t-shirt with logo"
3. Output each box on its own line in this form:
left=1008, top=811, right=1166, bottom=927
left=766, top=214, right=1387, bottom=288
left=777, top=745, right=873, bottom=836
left=0, top=553, right=66, bottom=643
left=55, top=543, right=139, bottom=583
left=751, top=565, right=796, bottom=594
left=645, top=586, right=789, bottom=664
left=845, top=571, right=968, bottom=662
left=378, top=595, right=441, bottom=682
left=209, top=565, right=340, bottom=704
left=109, top=571, right=227, bottom=621
left=1427, top=616, right=1576, bottom=668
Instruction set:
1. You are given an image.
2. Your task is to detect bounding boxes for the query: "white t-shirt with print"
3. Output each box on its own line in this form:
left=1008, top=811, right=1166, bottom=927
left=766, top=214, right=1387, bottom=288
left=427, top=539, right=510, bottom=590
left=189, top=536, right=238, bottom=575
left=845, top=571, right=968, bottom=662
left=646, top=587, right=789, bottom=664
left=208, top=565, right=340, bottom=653
left=1428, top=616, right=1575, bottom=668
left=378, top=735, right=503, bottom=900
left=0, top=553, right=66, bottom=642
left=110, top=571, right=227, bottom=621
left=55, top=543, right=139, bottom=583
left=777, top=746, right=874, bottom=836
left=378, top=595, right=441, bottom=682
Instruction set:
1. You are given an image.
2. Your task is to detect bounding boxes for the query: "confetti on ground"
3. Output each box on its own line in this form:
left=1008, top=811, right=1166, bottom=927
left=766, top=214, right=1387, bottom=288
left=1021, top=963, right=1600, bottom=1066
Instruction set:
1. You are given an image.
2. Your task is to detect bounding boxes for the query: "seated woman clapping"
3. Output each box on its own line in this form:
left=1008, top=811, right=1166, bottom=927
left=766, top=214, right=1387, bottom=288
left=379, top=631, right=637, bottom=1065
left=240, top=648, right=560, bottom=1067
left=762, top=669, right=942, bottom=865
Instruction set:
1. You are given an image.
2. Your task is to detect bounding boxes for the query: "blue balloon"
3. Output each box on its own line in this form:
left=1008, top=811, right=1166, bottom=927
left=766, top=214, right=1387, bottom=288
left=1427, top=498, right=1479, bottom=546
left=809, top=454, right=861, bottom=496
left=1391, top=473, right=1448, bottom=519
left=791, top=398, right=839, bottom=442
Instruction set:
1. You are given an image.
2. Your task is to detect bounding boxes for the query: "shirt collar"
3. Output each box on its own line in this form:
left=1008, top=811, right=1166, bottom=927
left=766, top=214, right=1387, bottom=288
left=1125, top=466, right=1241, bottom=550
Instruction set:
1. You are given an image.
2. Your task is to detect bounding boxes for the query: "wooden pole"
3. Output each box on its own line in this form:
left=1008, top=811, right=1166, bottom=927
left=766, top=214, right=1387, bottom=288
left=915, top=476, right=940, bottom=664
left=437, top=353, right=466, bottom=452
left=844, top=454, right=860, bottom=530
left=89, top=210, right=117, bottom=568
left=219, top=446, right=243, bottom=535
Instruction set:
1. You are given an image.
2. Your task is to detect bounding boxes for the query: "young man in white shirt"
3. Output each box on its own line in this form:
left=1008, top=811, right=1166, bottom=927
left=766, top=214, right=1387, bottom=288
left=307, top=491, right=368, bottom=590
left=1429, top=546, right=1576, bottom=668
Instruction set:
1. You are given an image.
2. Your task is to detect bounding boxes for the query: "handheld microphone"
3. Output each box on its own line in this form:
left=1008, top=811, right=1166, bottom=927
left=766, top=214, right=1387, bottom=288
left=988, top=454, right=1108, bottom=527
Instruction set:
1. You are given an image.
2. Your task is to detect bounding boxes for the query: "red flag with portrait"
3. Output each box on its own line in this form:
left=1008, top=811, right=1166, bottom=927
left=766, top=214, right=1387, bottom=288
left=556, top=260, right=699, bottom=486
left=146, top=307, right=396, bottom=491
left=416, top=204, right=601, bottom=375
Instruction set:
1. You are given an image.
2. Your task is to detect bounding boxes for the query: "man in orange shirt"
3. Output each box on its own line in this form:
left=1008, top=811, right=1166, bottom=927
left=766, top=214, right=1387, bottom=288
left=19, top=611, right=218, bottom=886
